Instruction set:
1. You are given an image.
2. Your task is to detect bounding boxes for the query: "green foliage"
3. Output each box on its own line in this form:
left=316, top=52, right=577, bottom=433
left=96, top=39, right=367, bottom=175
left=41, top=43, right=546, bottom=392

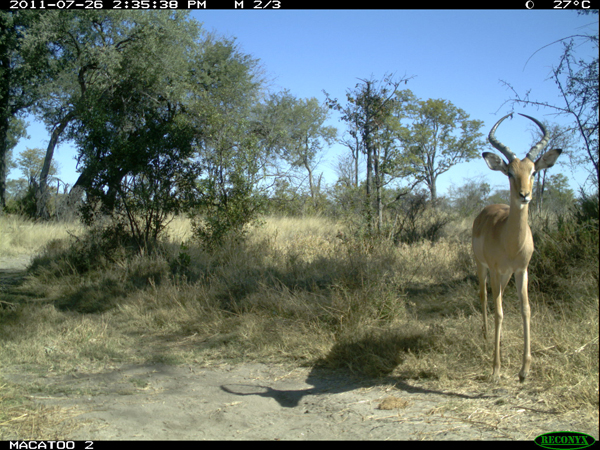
left=14, top=147, right=57, bottom=184
left=534, top=172, right=576, bottom=215
left=31, top=12, right=203, bottom=247
left=325, top=76, right=416, bottom=233
left=263, top=179, right=306, bottom=216
left=573, top=190, right=599, bottom=226
left=5, top=11, right=193, bottom=223
left=399, top=96, right=485, bottom=202
left=328, top=180, right=364, bottom=219
left=4, top=183, right=37, bottom=218
left=192, top=172, right=264, bottom=251
left=170, top=242, right=191, bottom=277
left=5, top=11, right=338, bottom=241
left=259, top=91, right=336, bottom=210
left=4, top=147, right=61, bottom=219
left=0, top=11, right=50, bottom=210
left=2, top=116, right=30, bottom=193
left=186, top=37, right=270, bottom=250
left=326, top=78, right=484, bottom=236
left=13, top=12, right=330, bottom=251
left=530, top=191, right=599, bottom=302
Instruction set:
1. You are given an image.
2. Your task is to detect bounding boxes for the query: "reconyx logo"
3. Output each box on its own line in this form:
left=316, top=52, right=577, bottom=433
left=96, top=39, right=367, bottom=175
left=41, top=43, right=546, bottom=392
left=535, top=432, right=596, bottom=450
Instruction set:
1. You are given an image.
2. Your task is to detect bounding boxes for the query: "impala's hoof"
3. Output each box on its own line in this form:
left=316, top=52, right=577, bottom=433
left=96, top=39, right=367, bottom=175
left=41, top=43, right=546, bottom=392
left=518, top=372, right=528, bottom=383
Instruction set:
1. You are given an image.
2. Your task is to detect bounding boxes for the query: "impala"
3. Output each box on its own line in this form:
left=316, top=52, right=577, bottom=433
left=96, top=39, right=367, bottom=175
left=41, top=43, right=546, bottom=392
left=472, top=113, right=562, bottom=382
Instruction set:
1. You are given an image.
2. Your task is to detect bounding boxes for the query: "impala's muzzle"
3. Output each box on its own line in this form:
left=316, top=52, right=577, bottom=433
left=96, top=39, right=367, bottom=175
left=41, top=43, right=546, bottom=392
left=519, top=192, right=531, bottom=204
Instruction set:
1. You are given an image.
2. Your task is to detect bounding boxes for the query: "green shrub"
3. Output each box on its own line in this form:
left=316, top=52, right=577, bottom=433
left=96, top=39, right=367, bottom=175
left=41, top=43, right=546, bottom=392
left=530, top=192, right=599, bottom=303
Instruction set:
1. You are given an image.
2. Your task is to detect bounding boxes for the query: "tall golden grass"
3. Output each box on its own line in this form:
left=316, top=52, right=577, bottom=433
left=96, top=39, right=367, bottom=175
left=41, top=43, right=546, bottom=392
left=0, top=215, right=84, bottom=257
left=1, top=213, right=598, bottom=439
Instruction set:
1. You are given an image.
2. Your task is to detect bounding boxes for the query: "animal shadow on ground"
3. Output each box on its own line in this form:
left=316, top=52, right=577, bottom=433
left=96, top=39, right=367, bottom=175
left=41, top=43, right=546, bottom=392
left=221, top=336, right=485, bottom=408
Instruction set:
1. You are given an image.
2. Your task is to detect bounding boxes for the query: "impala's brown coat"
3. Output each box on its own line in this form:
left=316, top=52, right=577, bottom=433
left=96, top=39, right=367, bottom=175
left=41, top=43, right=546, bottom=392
left=472, top=114, right=561, bottom=382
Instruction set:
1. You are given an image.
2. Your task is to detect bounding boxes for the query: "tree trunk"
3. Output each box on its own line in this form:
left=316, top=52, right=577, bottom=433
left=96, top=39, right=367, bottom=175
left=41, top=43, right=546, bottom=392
left=363, top=81, right=374, bottom=232
left=374, top=145, right=383, bottom=232
left=365, top=136, right=373, bottom=232
left=0, top=51, right=10, bottom=213
left=354, top=148, right=359, bottom=188
left=36, top=113, right=73, bottom=219
left=305, top=161, right=316, bottom=210
left=430, top=180, right=437, bottom=205
left=540, top=170, right=547, bottom=212
left=0, top=121, right=8, bottom=213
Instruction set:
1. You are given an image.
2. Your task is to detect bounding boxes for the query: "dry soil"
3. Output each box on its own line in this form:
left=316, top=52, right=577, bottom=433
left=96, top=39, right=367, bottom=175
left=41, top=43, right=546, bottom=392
left=1, top=255, right=598, bottom=441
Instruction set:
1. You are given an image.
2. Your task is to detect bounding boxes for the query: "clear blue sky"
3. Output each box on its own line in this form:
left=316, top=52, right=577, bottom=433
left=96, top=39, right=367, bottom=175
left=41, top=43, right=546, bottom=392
left=10, top=9, right=598, bottom=197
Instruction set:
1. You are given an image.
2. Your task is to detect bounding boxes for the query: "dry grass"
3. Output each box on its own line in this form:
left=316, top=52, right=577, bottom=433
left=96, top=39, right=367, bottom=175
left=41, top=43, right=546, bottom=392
left=0, top=382, right=83, bottom=440
left=0, top=215, right=84, bottom=257
left=1, top=213, right=598, bottom=439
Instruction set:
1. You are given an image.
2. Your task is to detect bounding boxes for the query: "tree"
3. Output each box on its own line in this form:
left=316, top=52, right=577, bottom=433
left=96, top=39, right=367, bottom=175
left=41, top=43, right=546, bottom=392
left=15, top=147, right=58, bottom=185
left=65, top=12, right=201, bottom=248
left=2, top=115, right=28, bottom=179
left=0, top=11, right=49, bottom=213
left=19, top=10, right=200, bottom=220
left=448, top=179, right=492, bottom=217
left=502, top=20, right=598, bottom=189
left=523, top=121, right=575, bottom=213
left=5, top=147, right=59, bottom=217
left=488, top=189, right=510, bottom=206
left=325, top=74, right=413, bottom=232
left=338, top=114, right=363, bottom=189
left=537, top=173, right=575, bottom=215
left=399, top=97, right=485, bottom=204
left=262, top=91, right=337, bottom=212
left=187, top=36, right=269, bottom=248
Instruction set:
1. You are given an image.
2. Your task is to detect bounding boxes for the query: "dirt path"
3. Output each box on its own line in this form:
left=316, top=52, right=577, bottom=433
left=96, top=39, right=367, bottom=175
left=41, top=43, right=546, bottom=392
left=1, top=256, right=598, bottom=441
left=0, top=254, right=33, bottom=293
left=3, top=361, right=588, bottom=441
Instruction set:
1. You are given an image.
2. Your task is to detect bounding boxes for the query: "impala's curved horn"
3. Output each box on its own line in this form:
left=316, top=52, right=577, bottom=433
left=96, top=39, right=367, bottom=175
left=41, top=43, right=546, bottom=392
left=488, top=113, right=516, bottom=163
left=519, top=113, right=550, bottom=161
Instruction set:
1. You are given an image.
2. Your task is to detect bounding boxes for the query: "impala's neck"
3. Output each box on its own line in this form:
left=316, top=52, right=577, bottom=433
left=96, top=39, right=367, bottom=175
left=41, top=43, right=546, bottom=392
left=505, top=198, right=532, bottom=251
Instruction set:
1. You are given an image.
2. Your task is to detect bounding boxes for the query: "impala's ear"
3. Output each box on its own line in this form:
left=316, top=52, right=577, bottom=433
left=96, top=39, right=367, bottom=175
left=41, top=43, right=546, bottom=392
left=535, top=149, right=562, bottom=172
left=483, top=152, right=509, bottom=176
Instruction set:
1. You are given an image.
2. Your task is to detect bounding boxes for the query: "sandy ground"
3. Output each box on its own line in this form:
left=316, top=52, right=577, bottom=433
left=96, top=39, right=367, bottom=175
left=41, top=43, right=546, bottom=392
left=5, top=361, right=597, bottom=441
left=1, top=255, right=598, bottom=441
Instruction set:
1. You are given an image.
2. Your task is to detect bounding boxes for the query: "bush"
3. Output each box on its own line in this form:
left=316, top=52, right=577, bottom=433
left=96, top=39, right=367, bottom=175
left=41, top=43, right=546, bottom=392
left=30, top=222, right=140, bottom=277
left=26, top=222, right=174, bottom=313
left=191, top=181, right=264, bottom=251
left=388, top=194, right=452, bottom=244
left=4, top=184, right=38, bottom=218
left=530, top=192, right=599, bottom=302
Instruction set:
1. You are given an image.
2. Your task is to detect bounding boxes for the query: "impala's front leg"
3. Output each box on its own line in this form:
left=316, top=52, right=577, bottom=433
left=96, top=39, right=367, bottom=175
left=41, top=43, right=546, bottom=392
left=476, top=262, right=488, bottom=339
left=490, top=272, right=503, bottom=380
left=515, top=270, right=531, bottom=382
left=491, top=271, right=512, bottom=381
